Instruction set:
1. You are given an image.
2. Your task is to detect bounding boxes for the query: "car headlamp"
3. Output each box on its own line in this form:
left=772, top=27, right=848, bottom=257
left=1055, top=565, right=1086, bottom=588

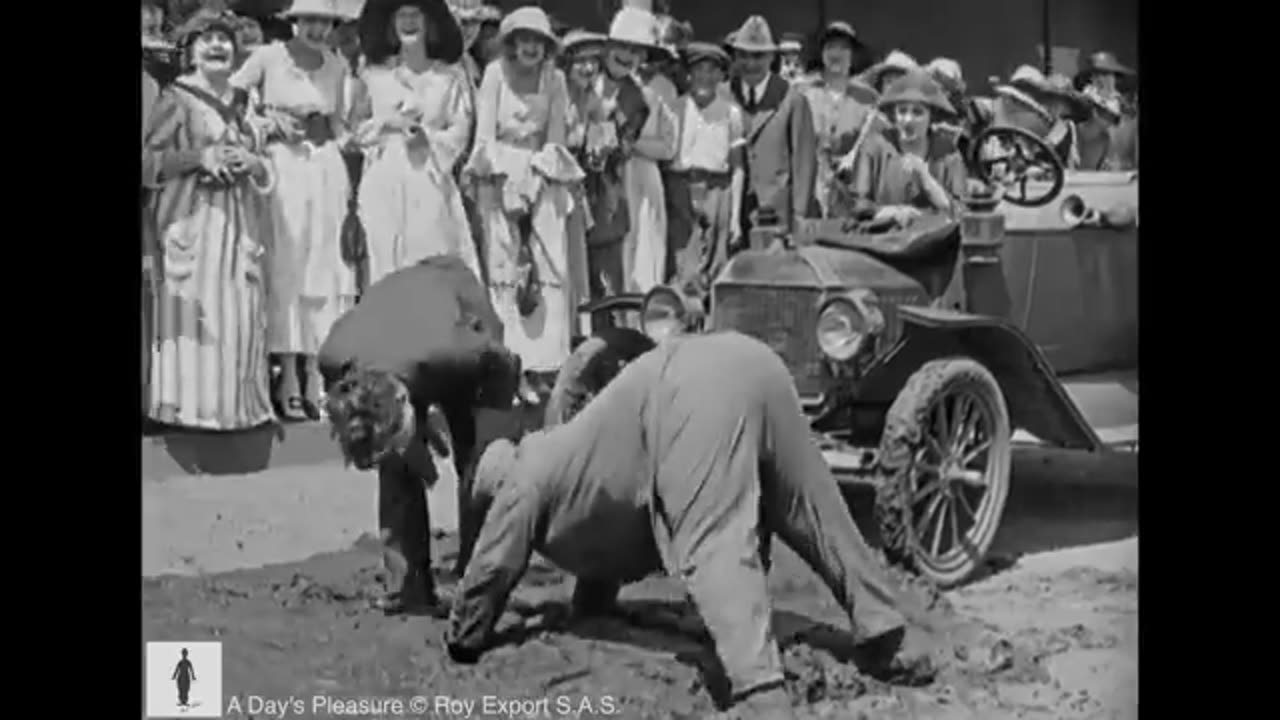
left=816, top=290, right=884, bottom=361
left=640, top=286, right=687, bottom=343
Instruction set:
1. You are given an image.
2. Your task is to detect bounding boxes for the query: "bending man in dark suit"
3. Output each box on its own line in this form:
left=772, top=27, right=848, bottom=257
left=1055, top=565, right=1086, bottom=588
left=727, top=15, right=819, bottom=241
left=319, top=255, right=521, bottom=615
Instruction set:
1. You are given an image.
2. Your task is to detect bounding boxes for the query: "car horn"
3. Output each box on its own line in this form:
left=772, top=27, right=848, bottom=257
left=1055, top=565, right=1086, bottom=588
left=1060, top=195, right=1138, bottom=230
left=1060, top=194, right=1102, bottom=228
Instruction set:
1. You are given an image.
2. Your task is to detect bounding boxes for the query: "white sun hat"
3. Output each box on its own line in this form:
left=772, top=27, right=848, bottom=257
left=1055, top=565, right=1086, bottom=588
left=608, top=6, right=661, bottom=49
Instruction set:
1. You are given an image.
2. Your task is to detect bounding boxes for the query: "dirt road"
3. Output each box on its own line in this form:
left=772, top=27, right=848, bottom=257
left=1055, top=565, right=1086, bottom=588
left=142, top=444, right=1135, bottom=719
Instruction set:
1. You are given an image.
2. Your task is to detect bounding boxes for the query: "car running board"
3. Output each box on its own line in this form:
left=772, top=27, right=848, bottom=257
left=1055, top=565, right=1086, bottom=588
left=1013, top=424, right=1138, bottom=452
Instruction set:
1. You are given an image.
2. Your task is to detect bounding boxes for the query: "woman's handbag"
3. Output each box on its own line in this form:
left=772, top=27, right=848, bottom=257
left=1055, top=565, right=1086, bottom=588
left=340, top=190, right=368, bottom=295
left=514, top=215, right=542, bottom=317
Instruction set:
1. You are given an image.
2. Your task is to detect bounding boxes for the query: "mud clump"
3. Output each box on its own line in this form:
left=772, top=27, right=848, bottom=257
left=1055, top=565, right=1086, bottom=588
left=268, top=566, right=388, bottom=610
left=782, top=644, right=871, bottom=705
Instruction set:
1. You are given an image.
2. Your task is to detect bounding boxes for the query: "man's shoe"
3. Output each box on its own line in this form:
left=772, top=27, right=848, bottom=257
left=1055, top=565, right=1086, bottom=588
left=852, top=625, right=938, bottom=685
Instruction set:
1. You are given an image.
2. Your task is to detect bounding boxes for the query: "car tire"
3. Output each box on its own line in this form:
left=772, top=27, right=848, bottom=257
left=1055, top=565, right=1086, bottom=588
left=544, top=327, right=657, bottom=428
left=874, top=357, right=1012, bottom=588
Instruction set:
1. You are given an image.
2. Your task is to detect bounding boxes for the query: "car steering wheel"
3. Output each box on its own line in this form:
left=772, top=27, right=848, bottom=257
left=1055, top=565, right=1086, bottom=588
left=968, top=125, right=1066, bottom=208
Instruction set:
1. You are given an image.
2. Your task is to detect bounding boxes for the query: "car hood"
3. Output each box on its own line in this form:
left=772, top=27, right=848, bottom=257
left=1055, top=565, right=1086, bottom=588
left=716, top=244, right=927, bottom=295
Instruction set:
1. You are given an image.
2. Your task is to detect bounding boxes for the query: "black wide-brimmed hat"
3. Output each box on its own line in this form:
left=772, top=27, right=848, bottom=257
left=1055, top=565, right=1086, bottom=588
left=818, top=21, right=868, bottom=53
left=1073, top=50, right=1135, bottom=88
left=359, top=0, right=463, bottom=63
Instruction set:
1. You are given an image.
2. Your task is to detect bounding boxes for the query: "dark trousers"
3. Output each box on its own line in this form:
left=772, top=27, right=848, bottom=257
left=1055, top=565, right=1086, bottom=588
left=177, top=679, right=190, bottom=705
left=663, top=169, right=695, bottom=284
left=586, top=240, right=627, bottom=333
left=671, top=172, right=734, bottom=296
left=377, top=453, right=435, bottom=600
left=378, top=401, right=486, bottom=585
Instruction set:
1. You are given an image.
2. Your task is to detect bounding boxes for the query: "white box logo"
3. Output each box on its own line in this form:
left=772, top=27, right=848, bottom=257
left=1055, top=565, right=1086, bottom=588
left=144, top=641, right=223, bottom=718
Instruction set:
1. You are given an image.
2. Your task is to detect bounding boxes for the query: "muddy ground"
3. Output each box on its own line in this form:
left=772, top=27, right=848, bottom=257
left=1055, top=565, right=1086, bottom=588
left=143, top=450, right=1137, bottom=719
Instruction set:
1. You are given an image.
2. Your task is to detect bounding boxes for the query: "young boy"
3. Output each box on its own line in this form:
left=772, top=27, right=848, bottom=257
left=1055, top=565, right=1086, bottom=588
left=668, top=42, right=746, bottom=297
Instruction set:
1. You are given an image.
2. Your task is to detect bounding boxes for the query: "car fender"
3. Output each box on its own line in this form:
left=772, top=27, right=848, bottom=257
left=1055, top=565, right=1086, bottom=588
left=861, top=306, right=1103, bottom=452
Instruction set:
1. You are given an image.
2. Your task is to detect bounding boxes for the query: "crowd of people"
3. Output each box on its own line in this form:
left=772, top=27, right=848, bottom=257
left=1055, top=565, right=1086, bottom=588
left=141, top=0, right=1139, bottom=432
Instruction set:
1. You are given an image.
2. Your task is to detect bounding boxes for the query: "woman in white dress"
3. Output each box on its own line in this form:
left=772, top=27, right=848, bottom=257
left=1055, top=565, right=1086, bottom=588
left=613, top=6, right=677, bottom=293
left=351, top=0, right=479, bottom=285
left=463, top=6, right=584, bottom=382
left=232, top=0, right=353, bottom=420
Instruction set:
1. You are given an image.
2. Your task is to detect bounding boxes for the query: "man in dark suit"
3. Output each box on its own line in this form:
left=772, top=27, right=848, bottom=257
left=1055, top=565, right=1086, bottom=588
left=727, top=16, right=819, bottom=241
left=319, top=256, right=521, bottom=615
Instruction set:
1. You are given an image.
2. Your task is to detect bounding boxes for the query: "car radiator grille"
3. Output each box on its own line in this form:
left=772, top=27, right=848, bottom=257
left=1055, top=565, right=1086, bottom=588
left=712, top=285, right=931, bottom=398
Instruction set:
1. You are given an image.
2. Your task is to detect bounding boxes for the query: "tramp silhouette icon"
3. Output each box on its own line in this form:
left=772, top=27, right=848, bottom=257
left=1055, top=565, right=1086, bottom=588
left=171, top=648, right=197, bottom=708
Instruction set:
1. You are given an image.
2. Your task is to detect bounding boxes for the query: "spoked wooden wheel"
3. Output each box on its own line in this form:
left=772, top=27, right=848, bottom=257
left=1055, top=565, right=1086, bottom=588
left=876, top=358, right=1012, bottom=588
left=969, top=125, right=1065, bottom=208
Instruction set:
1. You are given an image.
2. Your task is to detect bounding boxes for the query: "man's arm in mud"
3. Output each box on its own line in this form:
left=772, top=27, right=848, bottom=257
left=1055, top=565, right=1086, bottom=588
left=446, top=482, right=545, bottom=662
left=189, top=663, right=196, bottom=681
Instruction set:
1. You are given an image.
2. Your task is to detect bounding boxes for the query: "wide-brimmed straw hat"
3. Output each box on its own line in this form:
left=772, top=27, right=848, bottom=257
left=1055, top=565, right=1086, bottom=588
left=498, top=6, right=559, bottom=50
left=359, top=0, right=463, bottom=63
left=727, top=15, right=777, bottom=53
left=282, top=0, right=347, bottom=20
left=562, top=29, right=607, bottom=58
left=1037, top=73, right=1093, bottom=120
left=448, top=0, right=501, bottom=22
left=861, top=49, right=919, bottom=89
left=993, top=66, right=1053, bottom=125
left=819, top=21, right=867, bottom=52
left=608, top=6, right=661, bottom=49
left=778, top=32, right=804, bottom=54
left=683, top=41, right=730, bottom=70
left=878, top=69, right=955, bottom=116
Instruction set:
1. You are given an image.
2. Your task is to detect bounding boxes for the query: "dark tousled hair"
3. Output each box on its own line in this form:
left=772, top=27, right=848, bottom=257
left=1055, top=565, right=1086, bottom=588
left=324, top=366, right=410, bottom=470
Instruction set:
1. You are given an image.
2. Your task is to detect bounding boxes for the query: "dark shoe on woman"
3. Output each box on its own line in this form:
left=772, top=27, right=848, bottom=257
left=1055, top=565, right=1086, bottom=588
left=280, top=395, right=308, bottom=422
left=302, top=397, right=323, bottom=422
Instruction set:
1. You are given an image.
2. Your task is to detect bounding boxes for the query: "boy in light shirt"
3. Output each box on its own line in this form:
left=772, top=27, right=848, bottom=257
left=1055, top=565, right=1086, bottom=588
left=669, top=42, right=746, bottom=297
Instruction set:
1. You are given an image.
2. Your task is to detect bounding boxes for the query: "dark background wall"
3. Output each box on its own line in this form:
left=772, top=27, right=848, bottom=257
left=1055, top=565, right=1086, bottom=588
left=530, top=0, right=1138, bottom=93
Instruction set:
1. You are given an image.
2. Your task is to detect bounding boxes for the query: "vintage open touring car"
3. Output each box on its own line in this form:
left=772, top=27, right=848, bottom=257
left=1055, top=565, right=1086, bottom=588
left=554, top=125, right=1138, bottom=588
